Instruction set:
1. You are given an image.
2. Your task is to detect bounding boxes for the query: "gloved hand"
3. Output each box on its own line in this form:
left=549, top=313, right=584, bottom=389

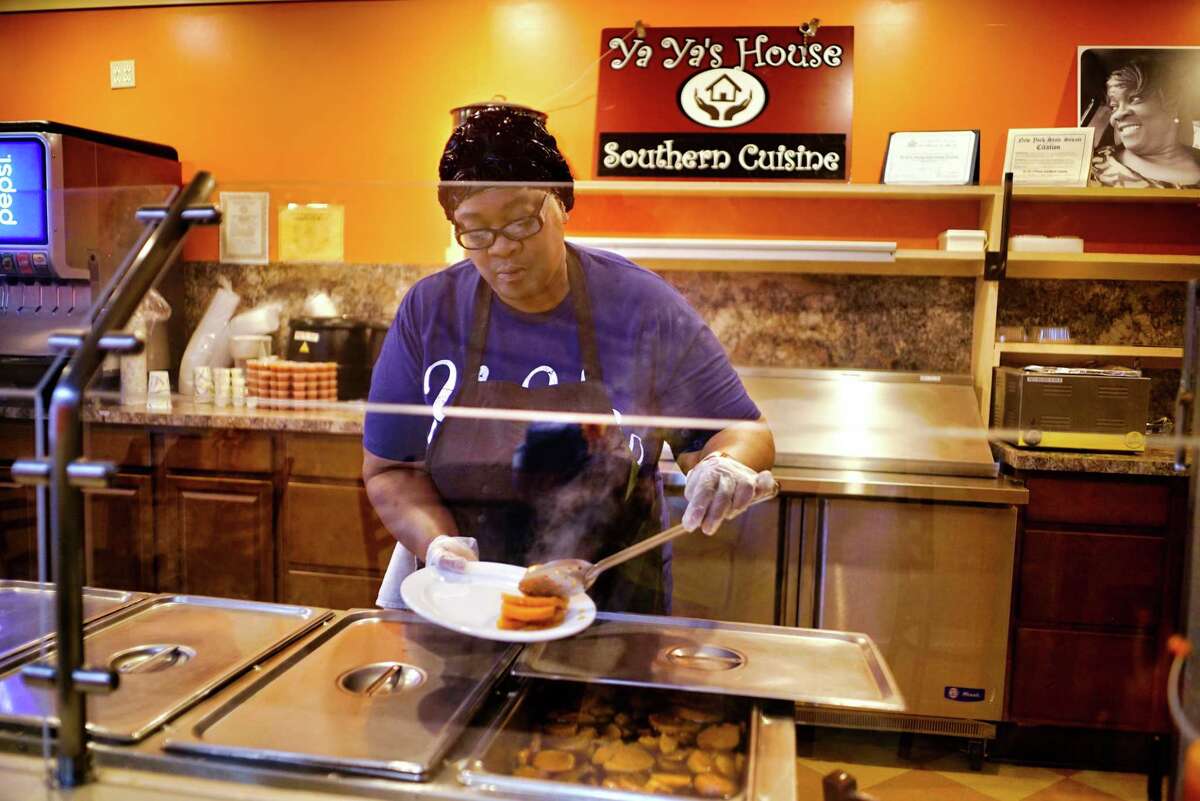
left=424, top=535, right=479, bottom=574
left=682, top=452, right=777, bottom=536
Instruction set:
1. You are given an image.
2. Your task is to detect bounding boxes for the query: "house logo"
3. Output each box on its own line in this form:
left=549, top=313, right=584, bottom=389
left=678, top=68, right=767, bottom=129
left=708, top=74, right=740, bottom=102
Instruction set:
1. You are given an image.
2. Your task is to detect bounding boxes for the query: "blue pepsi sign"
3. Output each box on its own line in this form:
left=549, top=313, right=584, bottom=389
left=0, top=137, right=49, bottom=246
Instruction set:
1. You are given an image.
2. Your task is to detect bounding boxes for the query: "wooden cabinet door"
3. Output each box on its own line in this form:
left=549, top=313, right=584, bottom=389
left=0, top=479, right=37, bottom=581
left=280, top=482, right=393, bottom=609
left=159, top=474, right=274, bottom=601
left=1010, top=627, right=1160, bottom=730
left=83, top=472, right=154, bottom=592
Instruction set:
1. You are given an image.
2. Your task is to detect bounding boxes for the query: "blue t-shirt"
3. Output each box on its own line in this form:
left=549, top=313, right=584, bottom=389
left=363, top=244, right=759, bottom=468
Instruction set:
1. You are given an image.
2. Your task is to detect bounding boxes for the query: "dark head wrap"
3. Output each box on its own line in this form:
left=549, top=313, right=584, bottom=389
left=437, top=106, right=574, bottom=221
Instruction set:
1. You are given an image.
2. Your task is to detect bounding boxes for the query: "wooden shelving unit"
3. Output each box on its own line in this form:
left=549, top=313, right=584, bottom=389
left=1012, top=186, right=1200, bottom=203
left=571, top=180, right=1198, bottom=421
left=1005, top=252, right=1200, bottom=282
left=567, top=237, right=983, bottom=277
left=575, top=180, right=999, bottom=201
left=994, top=343, right=1183, bottom=369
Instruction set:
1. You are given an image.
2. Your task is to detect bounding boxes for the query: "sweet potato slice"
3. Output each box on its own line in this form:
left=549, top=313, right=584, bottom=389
left=651, top=771, right=693, bottom=789
left=501, top=592, right=565, bottom=608
left=695, top=772, right=736, bottom=798
left=714, top=753, right=737, bottom=778
left=696, top=723, right=740, bottom=751
left=603, top=743, right=655, bottom=773
left=675, top=705, right=723, bottom=724
left=532, top=749, right=576, bottom=773
left=687, top=749, right=714, bottom=774
left=500, top=602, right=558, bottom=622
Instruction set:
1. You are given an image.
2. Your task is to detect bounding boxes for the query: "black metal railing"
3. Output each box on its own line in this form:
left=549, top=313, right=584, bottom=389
left=10, top=171, right=220, bottom=787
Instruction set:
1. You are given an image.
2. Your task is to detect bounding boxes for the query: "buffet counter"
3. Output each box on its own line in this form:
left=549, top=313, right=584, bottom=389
left=0, top=597, right=849, bottom=801
left=6, top=396, right=1182, bottom=479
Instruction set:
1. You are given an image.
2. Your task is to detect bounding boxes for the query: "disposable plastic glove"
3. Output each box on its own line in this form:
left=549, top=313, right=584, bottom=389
left=424, top=535, right=479, bottom=574
left=682, top=452, right=776, bottom=536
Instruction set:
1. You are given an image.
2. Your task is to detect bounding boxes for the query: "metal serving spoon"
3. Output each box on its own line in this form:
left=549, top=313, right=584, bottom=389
left=519, top=480, right=780, bottom=598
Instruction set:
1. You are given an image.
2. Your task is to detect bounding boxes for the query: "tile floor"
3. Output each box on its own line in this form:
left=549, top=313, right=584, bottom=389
left=794, top=730, right=1161, bottom=801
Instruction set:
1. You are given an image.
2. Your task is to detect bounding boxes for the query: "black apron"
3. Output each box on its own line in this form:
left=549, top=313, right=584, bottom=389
left=424, top=253, right=665, bottom=613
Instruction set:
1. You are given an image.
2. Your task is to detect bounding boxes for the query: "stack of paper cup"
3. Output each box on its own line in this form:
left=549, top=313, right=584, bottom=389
left=193, top=366, right=214, bottom=405
left=231, top=368, right=246, bottom=407
left=121, top=358, right=148, bottom=407
left=214, top=367, right=232, bottom=408
left=147, top=371, right=172, bottom=411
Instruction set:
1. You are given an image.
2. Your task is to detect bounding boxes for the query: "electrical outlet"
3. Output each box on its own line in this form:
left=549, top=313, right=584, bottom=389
left=109, top=60, right=136, bottom=89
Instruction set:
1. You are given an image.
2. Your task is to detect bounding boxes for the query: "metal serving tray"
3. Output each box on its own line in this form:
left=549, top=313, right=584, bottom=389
left=0, top=580, right=147, bottom=671
left=514, top=613, right=905, bottom=712
left=460, top=679, right=797, bottom=801
left=0, top=594, right=330, bottom=743
left=165, top=609, right=519, bottom=781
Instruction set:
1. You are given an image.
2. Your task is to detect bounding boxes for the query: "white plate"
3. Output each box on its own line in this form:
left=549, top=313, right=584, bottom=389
left=400, top=561, right=596, bottom=643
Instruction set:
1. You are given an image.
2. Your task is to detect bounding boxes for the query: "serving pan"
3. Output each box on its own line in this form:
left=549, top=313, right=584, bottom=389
left=460, top=678, right=797, bottom=801
left=515, top=613, right=905, bottom=712
left=0, top=580, right=147, bottom=671
left=165, top=609, right=519, bottom=781
left=0, top=594, right=330, bottom=742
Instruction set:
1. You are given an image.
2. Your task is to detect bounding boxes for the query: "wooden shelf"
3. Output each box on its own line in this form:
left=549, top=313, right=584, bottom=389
left=1012, top=186, right=1200, bottom=204
left=568, top=237, right=983, bottom=276
left=577, top=181, right=1200, bottom=203
left=1005, top=252, right=1200, bottom=281
left=995, top=343, right=1182, bottom=369
left=574, top=180, right=998, bottom=201
left=632, top=249, right=981, bottom=276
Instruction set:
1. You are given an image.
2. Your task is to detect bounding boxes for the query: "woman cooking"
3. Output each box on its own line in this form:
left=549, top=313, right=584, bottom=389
left=363, top=106, right=775, bottom=614
left=1090, top=58, right=1200, bottom=188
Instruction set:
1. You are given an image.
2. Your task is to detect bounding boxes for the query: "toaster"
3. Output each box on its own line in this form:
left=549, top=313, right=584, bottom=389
left=992, top=366, right=1150, bottom=452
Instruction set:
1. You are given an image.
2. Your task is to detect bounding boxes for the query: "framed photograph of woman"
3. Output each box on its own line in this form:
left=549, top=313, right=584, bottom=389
left=1078, top=46, right=1200, bottom=189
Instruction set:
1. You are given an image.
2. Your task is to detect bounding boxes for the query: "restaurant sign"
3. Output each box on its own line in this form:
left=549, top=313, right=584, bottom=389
left=595, top=26, right=854, bottom=180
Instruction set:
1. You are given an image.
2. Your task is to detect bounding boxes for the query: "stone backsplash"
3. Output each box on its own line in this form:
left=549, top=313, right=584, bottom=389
left=997, top=279, right=1184, bottom=347
left=159, top=261, right=425, bottom=363
left=165, top=262, right=1183, bottom=422
left=664, top=272, right=975, bottom=372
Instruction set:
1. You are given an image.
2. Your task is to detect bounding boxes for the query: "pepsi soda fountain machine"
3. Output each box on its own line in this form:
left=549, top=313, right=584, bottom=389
left=0, top=122, right=180, bottom=389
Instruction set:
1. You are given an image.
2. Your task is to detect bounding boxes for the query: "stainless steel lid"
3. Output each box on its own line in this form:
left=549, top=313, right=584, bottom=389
left=166, top=610, right=519, bottom=781
left=0, top=580, right=146, bottom=670
left=514, top=613, right=905, bottom=712
left=0, top=595, right=330, bottom=742
left=739, top=368, right=998, bottom=478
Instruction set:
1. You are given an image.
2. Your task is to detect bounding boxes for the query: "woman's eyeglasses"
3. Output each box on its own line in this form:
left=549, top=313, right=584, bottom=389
left=455, top=194, right=550, bottom=250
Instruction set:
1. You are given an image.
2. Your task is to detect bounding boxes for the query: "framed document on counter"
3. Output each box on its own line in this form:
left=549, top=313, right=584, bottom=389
left=1003, top=127, right=1094, bottom=186
left=882, top=130, right=980, bottom=185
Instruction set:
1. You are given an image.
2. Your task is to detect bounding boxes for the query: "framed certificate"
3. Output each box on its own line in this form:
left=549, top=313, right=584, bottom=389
left=1003, top=128, right=1095, bottom=187
left=881, top=130, right=980, bottom=185
left=219, top=191, right=270, bottom=265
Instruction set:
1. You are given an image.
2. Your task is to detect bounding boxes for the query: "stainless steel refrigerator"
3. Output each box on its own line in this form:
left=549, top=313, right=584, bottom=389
left=734, top=369, right=1026, bottom=751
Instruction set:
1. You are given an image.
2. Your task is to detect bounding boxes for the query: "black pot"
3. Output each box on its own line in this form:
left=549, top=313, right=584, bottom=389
left=449, top=100, right=546, bottom=129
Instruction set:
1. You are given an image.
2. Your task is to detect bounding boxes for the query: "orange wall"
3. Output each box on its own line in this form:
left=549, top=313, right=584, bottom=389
left=3, top=0, right=1199, bottom=263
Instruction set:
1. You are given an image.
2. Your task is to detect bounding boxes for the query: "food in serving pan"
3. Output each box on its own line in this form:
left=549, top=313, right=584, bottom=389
left=497, top=592, right=567, bottom=631
left=507, top=686, right=747, bottom=797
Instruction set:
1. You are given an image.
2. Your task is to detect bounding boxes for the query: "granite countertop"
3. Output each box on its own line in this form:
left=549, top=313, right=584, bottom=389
left=6, top=400, right=1190, bottom=477
left=83, top=399, right=366, bottom=435
left=990, top=441, right=1186, bottom=477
